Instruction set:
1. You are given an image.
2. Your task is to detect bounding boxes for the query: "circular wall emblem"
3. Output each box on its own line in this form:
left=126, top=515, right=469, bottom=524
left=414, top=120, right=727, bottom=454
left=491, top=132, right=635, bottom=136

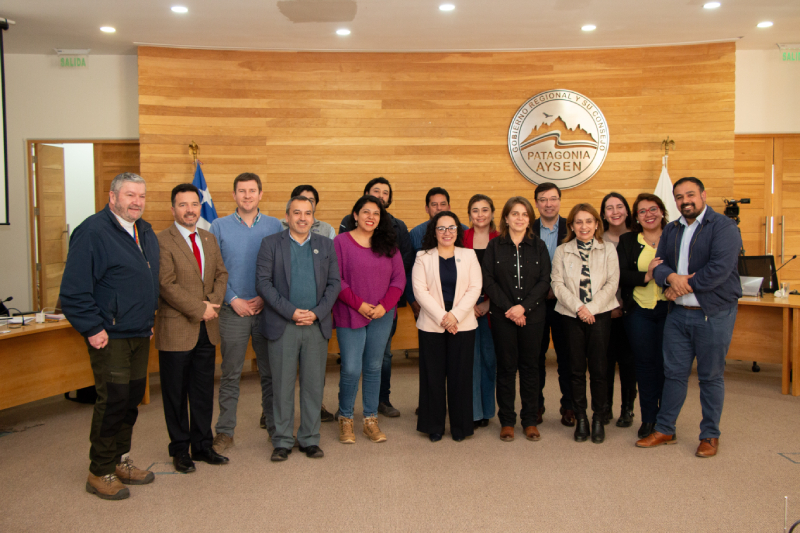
left=508, top=89, right=609, bottom=189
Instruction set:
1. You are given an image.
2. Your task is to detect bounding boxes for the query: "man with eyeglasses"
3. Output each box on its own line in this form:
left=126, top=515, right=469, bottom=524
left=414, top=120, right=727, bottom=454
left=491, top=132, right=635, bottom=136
left=532, top=182, right=575, bottom=428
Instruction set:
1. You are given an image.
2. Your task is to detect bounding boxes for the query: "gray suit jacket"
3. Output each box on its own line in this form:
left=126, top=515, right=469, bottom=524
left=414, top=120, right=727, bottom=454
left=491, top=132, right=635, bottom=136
left=255, top=229, right=341, bottom=341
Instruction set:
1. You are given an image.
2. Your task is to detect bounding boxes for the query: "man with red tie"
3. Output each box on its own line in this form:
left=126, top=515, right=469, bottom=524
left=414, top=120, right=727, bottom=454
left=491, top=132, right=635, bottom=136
left=155, top=183, right=229, bottom=473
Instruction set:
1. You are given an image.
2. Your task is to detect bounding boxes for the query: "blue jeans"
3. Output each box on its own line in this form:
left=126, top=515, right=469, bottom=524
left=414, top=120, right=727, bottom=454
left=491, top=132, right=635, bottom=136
left=337, top=310, right=395, bottom=419
left=655, top=304, right=737, bottom=440
left=378, top=313, right=399, bottom=405
left=625, top=301, right=667, bottom=423
left=472, top=314, right=496, bottom=421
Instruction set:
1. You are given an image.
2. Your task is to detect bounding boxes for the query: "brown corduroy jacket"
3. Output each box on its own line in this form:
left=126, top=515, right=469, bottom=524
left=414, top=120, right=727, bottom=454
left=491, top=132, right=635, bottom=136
left=155, top=224, right=228, bottom=351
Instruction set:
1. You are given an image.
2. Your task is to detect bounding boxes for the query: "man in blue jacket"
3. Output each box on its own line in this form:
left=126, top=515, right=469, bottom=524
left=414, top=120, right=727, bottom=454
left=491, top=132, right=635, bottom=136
left=60, top=173, right=160, bottom=500
left=636, top=177, right=741, bottom=458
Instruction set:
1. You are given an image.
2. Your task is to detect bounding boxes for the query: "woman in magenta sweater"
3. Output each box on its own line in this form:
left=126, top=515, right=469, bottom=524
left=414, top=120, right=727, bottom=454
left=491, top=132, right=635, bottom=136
left=333, top=195, right=406, bottom=444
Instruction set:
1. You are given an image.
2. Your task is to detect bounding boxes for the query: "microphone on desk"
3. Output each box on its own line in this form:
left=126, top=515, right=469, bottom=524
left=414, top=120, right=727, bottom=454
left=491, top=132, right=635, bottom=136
left=776, top=256, right=797, bottom=273
left=0, top=296, right=12, bottom=316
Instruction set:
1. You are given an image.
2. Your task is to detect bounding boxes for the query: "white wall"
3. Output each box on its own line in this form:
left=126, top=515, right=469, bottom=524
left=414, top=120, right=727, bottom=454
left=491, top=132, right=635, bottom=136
left=0, top=54, right=138, bottom=310
left=736, top=49, right=800, bottom=134
left=61, top=143, right=96, bottom=236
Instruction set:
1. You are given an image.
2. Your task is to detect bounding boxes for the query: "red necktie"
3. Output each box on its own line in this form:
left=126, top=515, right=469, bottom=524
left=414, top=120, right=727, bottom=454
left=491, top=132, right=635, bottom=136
left=190, top=233, right=203, bottom=277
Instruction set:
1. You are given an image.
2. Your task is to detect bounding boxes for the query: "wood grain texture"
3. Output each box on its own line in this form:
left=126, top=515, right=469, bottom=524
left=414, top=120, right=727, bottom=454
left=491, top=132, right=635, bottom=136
left=139, top=43, right=735, bottom=234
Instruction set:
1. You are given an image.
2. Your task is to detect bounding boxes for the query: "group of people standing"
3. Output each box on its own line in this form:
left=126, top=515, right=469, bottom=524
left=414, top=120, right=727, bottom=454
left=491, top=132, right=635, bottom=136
left=60, top=170, right=742, bottom=502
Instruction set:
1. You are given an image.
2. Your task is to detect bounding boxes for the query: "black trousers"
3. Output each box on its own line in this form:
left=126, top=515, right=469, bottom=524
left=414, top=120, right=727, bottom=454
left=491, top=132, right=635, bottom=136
left=538, top=299, right=574, bottom=411
left=417, top=329, right=476, bottom=439
left=564, top=312, right=612, bottom=420
left=492, top=311, right=545, bottom=428
left=159, top=323, right=216, bottom=456
left=605, top=315, right=636, bottom=409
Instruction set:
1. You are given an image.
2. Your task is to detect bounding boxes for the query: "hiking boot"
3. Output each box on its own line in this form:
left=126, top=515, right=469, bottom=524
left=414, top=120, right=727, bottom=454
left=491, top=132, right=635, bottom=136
left=115, top=457, right=154, bottom=485
left=320, top=404, right=335, bottom=423
left=378, top=402, right=401, bottom=417
left=212, top=433, right=234, bottom=454
left=363, top=416, right=387, bottom=443
left=86, top=473, right=130, bottom=501
left=338, top=417, right=356, bottom=444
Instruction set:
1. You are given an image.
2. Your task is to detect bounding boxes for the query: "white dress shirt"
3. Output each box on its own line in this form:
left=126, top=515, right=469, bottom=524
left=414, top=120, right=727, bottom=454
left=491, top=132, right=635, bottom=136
left=675, top=206, right=707, bottom=308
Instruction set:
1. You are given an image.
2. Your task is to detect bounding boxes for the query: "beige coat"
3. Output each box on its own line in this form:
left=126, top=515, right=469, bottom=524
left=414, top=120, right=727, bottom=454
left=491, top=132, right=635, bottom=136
left=412, top=247, right=482, bottom=333
left=551, top=238, right=619, bottom=318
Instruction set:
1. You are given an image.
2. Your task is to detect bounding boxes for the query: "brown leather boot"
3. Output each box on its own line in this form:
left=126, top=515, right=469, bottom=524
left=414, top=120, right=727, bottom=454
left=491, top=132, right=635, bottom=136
left=500, top=426, right=514, bottom=442
left=116, top=457, right=155, bottom=485
left=524, top=426, right=541, bottom=441
left=86, top=473, right=130, bottom=500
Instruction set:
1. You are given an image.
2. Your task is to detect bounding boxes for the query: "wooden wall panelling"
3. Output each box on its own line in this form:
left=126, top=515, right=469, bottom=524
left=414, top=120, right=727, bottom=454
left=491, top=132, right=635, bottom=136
left=138, top=43, right=735, bottom=237
left=733, top=136, right=773, bottom=256
left=776, top=138, right=800, bottom=287
left=93, top=141, right=141, bottom=213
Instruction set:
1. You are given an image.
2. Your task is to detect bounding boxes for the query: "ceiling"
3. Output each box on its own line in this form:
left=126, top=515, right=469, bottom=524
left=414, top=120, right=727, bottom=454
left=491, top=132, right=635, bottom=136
left=1, top=0, right=798, bottom=55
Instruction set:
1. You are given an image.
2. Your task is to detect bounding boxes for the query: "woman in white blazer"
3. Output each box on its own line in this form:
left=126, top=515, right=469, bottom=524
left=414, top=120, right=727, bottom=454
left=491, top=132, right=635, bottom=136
left=412, top=211, right=483, bottom=442
left=551, top=203, right=620, bottom=444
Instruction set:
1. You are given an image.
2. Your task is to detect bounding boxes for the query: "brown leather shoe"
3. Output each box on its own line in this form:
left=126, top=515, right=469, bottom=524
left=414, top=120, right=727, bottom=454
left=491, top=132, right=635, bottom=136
left=636, top=431, right=677, bottom=448
left=500, top=426, right=514, bottom=442
left=696, top=438, right=719, bottom=458
left=85, top=473, right=130, bottom=500
left=524, top=426, right=541, bottom=441
left=115, top=457, right=154, bottom=485
left=560, top=407, right=576, bottom=427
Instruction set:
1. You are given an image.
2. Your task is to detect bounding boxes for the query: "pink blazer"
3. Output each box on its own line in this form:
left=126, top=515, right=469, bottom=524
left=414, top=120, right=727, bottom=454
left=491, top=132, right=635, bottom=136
left=411, top=246, right=483, bottom=333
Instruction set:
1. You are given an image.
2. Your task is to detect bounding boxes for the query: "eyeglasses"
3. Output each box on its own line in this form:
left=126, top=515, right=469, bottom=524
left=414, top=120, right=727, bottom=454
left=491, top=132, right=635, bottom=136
left=436, top=226, right=458, bottom=234
left=637, top=206, right=660, bottom=216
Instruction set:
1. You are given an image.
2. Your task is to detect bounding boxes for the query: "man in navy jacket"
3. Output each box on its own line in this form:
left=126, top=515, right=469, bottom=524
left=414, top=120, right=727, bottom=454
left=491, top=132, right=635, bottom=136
left=60, top=173, right=160, bottom=500
left=636, top=177, right=741, bottom=458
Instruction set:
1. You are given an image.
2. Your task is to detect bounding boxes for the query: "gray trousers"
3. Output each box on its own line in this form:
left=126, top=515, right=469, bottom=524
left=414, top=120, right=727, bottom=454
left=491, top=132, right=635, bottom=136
left=268, top=322, right=328, bottom=450
left=215, top=304, right=274, bottom=437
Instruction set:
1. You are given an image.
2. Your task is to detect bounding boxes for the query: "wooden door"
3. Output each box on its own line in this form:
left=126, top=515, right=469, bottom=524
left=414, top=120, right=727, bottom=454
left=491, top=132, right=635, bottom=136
left=35, top=144, right=68, bottom=310
left=734, top=136, right=774, bottom=256
left=774, top=137, right=800, bottom=288
left=93, top=142, right=140, bottom=213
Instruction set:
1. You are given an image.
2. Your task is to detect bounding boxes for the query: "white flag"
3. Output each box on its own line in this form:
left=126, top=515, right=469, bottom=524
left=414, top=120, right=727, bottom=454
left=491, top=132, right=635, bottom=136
left=654, top=155, right=680, bottom=222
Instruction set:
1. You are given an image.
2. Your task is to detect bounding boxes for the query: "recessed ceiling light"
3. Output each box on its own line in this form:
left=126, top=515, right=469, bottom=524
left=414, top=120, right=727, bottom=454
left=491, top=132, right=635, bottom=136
left=439, top=4, right=455, bottom=11
left=336, top=28, right=351, bottom=36
left=703, top=2, right=721, bottom=9
left=581, top=24, right=596, bottom=32
left=171, top=6, right=189, bottom=13
left=100, top=26, right=116, bottom=33
left=757, top=21, right=773, bottom=28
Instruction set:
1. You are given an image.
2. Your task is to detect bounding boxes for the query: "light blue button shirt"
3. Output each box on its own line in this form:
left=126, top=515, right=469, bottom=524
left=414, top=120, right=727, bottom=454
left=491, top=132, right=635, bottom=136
left=175, top=222, right=205, bottom=277
left=539, top=218, right=559, bottom=262
left=675, top=206, right=707, bottom=307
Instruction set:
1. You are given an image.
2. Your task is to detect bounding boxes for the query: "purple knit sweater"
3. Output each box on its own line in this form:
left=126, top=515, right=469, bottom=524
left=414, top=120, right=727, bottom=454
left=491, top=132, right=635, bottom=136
left=333, top=232, right=406, bottom=329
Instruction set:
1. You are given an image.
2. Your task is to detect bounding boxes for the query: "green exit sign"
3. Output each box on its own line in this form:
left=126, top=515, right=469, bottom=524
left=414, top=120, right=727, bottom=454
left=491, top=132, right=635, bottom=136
left=783, top=51, right=800, bottom=62
left=60, top=56, right=87, bottom=67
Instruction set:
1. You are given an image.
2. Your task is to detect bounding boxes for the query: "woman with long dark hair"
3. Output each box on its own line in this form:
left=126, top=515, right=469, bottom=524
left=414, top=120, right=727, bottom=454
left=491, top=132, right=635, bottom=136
left=333, top=195, right=405, bottom=444
left=482, top=197, right=551, bottom=442
left=617, top=193, right=668, bottom=439
left=551, top=203, right=620, bottom=444
left=413, top=211, right=482, bottom=442
left=599, top=192, right=637, bottom=428
left=464, top=194, right=499, bottom=428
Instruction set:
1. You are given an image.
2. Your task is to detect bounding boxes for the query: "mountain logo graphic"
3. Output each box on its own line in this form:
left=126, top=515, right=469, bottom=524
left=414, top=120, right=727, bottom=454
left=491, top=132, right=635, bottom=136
left=508, top=90, right=609, bottom=189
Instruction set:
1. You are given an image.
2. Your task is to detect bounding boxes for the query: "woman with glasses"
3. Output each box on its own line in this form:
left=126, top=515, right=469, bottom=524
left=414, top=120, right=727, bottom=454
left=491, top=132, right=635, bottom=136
left=599, top=192, right=637, bottom=428
left=333, top=195, right=406, bottom=444
left=464, top=194, right=499, bottom=429
left=482, top=197, right=551, bottom=442
left=617, top=193, right=668, bottom=439
left=412, top=211, right=482, bottom=442
left=551, top=203, right=619, bottom=444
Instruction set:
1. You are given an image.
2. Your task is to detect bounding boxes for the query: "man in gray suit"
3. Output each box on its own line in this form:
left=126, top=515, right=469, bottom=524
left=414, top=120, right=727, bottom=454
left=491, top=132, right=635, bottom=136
left=256, top=196, right=341, bottom=461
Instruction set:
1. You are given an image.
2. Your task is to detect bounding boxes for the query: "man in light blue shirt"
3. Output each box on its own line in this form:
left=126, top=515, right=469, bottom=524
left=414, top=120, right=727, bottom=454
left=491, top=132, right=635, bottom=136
left=209, top=173, right=282, bottom=455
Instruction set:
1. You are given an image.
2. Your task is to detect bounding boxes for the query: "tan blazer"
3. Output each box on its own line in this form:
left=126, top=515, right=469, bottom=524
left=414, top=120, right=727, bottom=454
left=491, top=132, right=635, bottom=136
left=411, top=247, right=482, bottom=333
left=551, top=238, right=619, bottom=318
left=155, top=224, right=228, bottom=352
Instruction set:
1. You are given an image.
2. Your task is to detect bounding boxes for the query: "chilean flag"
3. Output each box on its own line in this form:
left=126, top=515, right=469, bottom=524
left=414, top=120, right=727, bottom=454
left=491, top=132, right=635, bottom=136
left=192, top=163, right=217, bottom=230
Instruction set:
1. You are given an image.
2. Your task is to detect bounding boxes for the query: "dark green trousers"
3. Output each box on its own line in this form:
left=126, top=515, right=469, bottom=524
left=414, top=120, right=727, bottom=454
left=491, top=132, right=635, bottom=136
left=86, top=337, right=150, bottom=476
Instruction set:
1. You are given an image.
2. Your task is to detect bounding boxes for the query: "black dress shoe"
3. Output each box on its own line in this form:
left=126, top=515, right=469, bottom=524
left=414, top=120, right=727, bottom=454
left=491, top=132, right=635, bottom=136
left=638, top=422, right=656, bottom=439
left=298, top=444, right=324, bottom=458
left=480, top=418, right=489, bottom=427
left=429, top=433, right=442, bottom=442
left=591, top=418, right=605, bottom=443
left=271, top=447, right=291, bottom=462
left=192, top=448, right=229, bottom=465
left=473, top=420, right=482, bottom=429
left=173, top=452, right=196, bottom=473
left=452, top=435, right=465, bottom=442
left=574, top=417, right=590, bottom=442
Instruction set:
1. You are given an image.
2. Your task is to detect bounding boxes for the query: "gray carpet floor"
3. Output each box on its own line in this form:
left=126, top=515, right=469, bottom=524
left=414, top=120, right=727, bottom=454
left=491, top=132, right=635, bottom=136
left=1, top=353, right=799, bottom=532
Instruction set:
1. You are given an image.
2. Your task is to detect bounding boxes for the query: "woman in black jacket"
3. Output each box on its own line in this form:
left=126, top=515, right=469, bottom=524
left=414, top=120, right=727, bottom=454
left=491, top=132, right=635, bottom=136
left=616, top=193, right=668, bottom=439
left=482, top=196, right=551, bottom=443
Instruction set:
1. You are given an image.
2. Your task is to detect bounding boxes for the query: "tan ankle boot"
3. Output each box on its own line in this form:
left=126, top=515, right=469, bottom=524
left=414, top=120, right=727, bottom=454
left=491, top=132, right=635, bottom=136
left=116, top=457, right=155, bottom=485
left=338, top=417, right=356, bottom=444
left=363, top=416, right=387, bottom=443
left=86, top=473, right=130, bottom=500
